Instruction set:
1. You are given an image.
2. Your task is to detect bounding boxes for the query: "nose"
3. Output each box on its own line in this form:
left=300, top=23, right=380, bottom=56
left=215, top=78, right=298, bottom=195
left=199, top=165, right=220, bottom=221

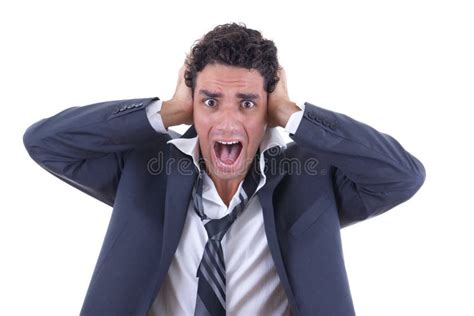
left=214, top=106, right=242, bottom=134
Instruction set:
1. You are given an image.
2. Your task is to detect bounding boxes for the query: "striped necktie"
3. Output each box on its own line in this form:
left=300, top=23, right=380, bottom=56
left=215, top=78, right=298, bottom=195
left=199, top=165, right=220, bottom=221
left=193, top=153, right=261, bottom=316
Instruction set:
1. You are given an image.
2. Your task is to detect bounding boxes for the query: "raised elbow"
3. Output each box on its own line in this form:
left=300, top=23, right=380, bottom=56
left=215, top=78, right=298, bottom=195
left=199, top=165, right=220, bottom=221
left=23, top=118, right=49, bottom=163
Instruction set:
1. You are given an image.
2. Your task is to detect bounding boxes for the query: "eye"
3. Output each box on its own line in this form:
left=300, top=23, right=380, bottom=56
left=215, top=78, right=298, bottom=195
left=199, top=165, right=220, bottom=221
left=241, top=100, right=256, bottom=109
left=203, top=98, right=217, bottom=107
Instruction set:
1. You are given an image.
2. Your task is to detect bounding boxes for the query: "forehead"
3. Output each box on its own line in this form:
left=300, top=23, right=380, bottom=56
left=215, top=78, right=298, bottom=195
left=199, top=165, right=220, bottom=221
left=196, top=63, right=265, bottom=92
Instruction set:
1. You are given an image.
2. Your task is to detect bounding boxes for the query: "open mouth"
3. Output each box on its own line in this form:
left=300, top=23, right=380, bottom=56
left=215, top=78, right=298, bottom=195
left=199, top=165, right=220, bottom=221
left=213, top=140, right=243, bottom=166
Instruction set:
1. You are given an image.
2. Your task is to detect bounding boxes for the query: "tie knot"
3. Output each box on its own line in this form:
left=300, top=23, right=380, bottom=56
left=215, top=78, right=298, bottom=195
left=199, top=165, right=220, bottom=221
left=204, top=214, right=236, bottom=242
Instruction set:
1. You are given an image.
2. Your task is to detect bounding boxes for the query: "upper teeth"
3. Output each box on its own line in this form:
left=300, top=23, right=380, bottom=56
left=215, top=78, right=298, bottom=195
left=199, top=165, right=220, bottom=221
left=217, top=141, right=239, bottom=145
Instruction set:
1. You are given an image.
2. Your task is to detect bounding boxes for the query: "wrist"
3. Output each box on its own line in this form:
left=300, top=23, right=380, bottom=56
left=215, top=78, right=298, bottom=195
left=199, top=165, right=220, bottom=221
left=161, top=99, right=192, bottom=128
left=274, top=101, right=301, bottom=128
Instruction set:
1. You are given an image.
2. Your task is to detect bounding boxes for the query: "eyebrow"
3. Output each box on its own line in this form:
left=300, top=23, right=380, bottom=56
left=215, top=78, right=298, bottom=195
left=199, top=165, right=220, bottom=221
left=198, top=89, right=260, bottom=100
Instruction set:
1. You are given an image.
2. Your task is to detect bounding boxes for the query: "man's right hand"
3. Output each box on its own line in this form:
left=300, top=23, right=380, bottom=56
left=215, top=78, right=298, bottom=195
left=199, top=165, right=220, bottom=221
left=161, top=63, right=194, bottom=128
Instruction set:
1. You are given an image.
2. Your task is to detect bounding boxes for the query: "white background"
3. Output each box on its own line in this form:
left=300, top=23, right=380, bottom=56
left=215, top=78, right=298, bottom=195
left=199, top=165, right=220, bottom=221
left=1, top=0, right=473, bottom=315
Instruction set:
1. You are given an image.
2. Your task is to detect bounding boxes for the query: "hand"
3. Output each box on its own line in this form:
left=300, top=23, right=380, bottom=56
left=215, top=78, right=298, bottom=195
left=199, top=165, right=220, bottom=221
left=161, top=63, right=194, bottom=128
left=267, top=67, right=301, bottom=128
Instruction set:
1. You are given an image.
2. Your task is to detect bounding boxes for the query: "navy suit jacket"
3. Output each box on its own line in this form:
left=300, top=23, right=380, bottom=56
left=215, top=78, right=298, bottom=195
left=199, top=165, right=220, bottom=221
left=23, top=97, right=425, bottom=315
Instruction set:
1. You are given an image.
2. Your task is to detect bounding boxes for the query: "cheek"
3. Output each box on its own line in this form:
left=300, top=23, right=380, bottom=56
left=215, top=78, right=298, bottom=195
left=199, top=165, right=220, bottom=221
left=193, top=110, right=214, bottom=156
left=193, top=108, right=210, bottom=133
left=246, top=122, right=267, bottom=148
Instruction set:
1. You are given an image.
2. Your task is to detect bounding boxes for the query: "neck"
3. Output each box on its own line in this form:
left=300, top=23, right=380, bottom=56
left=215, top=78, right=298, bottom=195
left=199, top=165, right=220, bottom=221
left=209, top=174, right=244, bottom=207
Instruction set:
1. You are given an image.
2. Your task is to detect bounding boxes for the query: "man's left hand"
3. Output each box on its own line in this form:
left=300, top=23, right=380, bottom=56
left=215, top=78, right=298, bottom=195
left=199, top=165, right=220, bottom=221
left=267, top=67, right=301, bottom=128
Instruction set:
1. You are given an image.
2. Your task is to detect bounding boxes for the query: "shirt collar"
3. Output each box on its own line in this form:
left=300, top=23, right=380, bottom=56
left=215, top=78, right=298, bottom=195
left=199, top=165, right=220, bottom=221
left=167, top=127, right=287, bottom=172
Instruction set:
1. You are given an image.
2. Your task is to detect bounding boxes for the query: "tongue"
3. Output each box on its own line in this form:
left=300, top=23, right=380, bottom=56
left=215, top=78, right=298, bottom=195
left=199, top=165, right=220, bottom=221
left=218, top=143, right=241, bottom=165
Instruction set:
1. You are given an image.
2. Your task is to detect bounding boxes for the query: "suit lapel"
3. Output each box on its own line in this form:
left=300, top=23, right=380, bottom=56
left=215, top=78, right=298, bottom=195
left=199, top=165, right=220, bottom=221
left=258, top=147, right=299, bottom=313
left=155, top=126, right=198, bottom=289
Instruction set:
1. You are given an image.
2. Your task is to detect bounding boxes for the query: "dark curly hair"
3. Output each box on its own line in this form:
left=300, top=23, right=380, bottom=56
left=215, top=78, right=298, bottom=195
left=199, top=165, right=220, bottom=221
left=184, top=22, right=281, bottom=95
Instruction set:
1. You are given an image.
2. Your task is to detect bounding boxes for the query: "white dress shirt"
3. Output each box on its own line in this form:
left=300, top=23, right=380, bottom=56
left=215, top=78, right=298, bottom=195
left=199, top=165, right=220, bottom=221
left=146, top=99, right=304, bottom=315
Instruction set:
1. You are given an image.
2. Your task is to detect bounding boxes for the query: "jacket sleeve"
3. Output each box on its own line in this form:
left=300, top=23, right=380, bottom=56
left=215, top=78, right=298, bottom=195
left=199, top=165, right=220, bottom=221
left=22, top=96, right=170, bottom=207
left=290, top=102, right=426, bottom=228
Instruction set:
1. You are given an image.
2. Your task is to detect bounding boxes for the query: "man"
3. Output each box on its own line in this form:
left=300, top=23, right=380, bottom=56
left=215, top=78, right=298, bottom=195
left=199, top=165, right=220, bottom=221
left=23, top=23, right=425, bottom=315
